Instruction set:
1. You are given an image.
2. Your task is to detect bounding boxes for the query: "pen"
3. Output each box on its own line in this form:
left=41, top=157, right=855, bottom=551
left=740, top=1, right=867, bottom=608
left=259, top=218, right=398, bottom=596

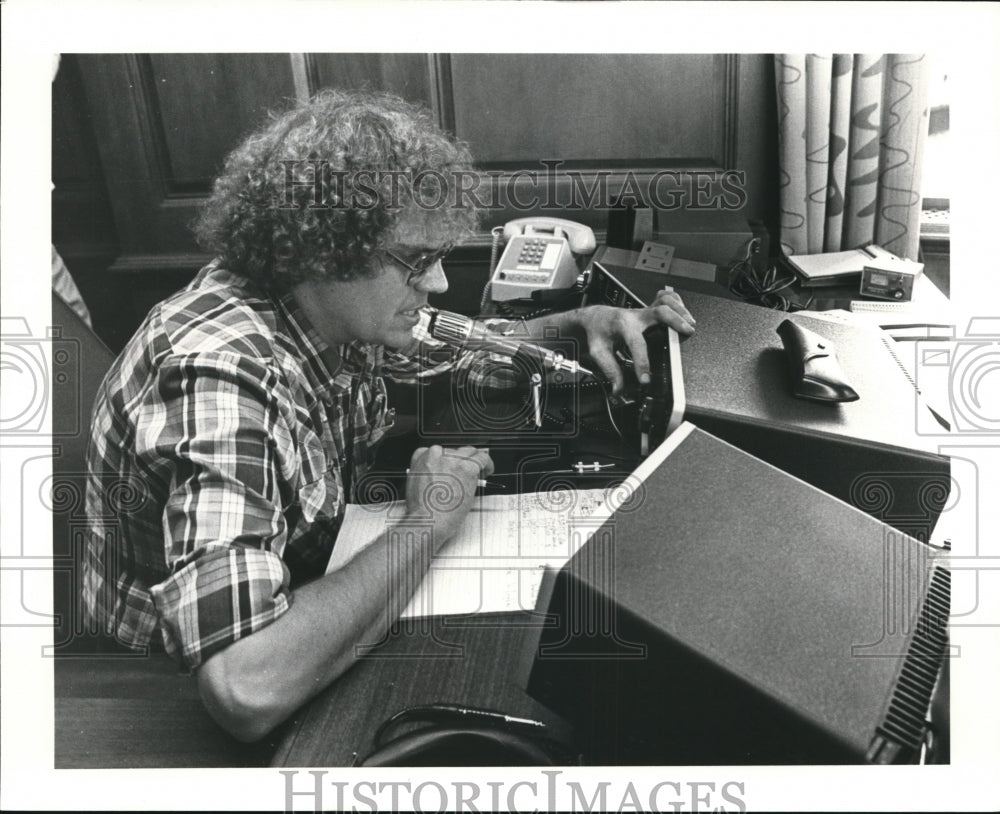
left=405, top=468, right=504, bottom=490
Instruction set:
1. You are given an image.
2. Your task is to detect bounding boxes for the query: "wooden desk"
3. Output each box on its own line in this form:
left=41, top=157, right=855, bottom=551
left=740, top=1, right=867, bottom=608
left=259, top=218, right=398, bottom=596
left=271, top=612, right=570, bottom=767
left=55, top=654, right=282, bottom=768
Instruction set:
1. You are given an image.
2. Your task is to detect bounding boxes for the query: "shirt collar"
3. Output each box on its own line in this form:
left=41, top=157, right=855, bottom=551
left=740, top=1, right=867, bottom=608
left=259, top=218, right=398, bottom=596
left=276, top=290, right=377, bottom=401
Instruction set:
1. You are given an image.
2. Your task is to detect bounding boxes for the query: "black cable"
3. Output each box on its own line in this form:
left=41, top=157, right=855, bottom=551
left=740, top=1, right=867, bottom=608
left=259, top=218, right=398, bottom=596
left=592, top=371, right=624, bottom=439
left=728, top=239, right=798, bottom=311
left=541, top=370, right=624, bottom=439
left=363, top=703, right=581, bottom=766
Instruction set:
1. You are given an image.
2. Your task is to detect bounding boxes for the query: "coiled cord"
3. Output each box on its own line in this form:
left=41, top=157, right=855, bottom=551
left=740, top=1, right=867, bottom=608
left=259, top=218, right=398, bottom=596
left=728, top=239, right=800, bottom=310
left=479, top=225, right=506, bottom=314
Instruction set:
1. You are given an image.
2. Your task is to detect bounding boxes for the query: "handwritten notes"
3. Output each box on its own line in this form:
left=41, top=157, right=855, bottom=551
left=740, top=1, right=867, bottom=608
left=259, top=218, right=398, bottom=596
left=326, top=489, right=610, bottom=618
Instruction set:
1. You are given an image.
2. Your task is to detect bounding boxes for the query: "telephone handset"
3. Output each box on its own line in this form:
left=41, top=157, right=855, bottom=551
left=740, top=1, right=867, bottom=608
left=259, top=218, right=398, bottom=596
left=489, top=217, right=596, bottom=302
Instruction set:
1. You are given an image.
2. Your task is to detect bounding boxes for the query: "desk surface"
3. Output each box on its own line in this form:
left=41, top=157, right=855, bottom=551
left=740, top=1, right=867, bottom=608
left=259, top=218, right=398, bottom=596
left=589, top=244, right=950, bottom=322
left=275, top=273, right=954, bottom=766
left=55, top=655, right=280, bottom=768
left=272, top=612, right=570, bottom=767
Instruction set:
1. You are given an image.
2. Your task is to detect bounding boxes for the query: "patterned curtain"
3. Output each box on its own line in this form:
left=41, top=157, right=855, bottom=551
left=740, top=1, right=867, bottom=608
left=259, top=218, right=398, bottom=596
left=775, top=54, right=931, bottom=261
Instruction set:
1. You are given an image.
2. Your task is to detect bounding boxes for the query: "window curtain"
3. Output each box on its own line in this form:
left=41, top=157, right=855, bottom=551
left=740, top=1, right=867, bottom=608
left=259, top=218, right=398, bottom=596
left=775, top=54, right=931, bottom=261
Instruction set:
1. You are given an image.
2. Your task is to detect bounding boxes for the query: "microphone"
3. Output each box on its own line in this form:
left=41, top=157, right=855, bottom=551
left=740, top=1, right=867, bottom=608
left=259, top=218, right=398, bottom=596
left=425, top=308, right=593, bottom=377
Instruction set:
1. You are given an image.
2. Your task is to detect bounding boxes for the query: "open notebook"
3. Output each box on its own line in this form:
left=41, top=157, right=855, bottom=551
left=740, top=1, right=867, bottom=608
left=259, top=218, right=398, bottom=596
left=326, top=488, right=614, bottom=618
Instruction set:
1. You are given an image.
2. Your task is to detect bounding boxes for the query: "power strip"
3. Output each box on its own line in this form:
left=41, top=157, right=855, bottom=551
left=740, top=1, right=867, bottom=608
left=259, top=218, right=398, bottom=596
left=850, top=300, right=910, bottom=313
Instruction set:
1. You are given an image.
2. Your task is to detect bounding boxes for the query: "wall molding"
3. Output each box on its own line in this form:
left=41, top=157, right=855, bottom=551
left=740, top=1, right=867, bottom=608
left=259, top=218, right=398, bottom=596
left=107, top=252, right=213, bottom=275
left=428, top=53, right=456, bottom=135
left=122, top=55, right=176, bottom=200
left=290, top=53, right=320, bottom=102
left=723, top=53, right=740, bottom=169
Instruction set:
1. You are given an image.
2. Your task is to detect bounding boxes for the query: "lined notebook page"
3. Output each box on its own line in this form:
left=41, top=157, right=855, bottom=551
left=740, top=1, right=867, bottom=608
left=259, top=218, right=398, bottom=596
left=326, top=489, right=610, bottom=618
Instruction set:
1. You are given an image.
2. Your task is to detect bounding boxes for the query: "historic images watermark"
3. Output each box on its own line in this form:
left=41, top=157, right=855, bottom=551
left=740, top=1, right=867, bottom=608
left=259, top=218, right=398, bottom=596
left=914, top=317, right=1000, bottom=437
left=280, top=769, right=748, bottom=813
left=277, top=159, right=749, bottom=214
left=2, top=315, right=87, bottom=650
left=908, top=316, right=1000, bottom=638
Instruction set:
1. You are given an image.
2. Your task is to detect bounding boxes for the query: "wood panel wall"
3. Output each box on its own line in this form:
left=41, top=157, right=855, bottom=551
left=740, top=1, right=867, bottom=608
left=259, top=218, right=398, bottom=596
left=53, top=53, right=778, bottom=349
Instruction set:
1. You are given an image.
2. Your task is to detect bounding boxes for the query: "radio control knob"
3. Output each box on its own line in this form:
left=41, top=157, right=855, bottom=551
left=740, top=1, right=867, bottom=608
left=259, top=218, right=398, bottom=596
left=892, top=289, right=904, bottom=299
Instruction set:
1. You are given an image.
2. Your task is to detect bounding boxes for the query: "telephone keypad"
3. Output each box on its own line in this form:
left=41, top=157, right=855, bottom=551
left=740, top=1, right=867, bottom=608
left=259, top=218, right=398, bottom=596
left=516, top=237, right=560, bottom=271
left=518, top=238, right=546, bottom=265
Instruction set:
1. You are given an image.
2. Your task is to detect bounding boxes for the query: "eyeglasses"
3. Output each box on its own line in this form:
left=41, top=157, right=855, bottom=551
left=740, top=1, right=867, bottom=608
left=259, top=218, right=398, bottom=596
left=384, top=244, right=453, bottom=286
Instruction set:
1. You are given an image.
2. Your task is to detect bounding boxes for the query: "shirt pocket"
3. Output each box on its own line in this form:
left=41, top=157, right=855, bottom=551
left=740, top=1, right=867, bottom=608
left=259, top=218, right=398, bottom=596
left=364, top=379, right=395, bottom=465
left=295, top=428, right=341, bottom=525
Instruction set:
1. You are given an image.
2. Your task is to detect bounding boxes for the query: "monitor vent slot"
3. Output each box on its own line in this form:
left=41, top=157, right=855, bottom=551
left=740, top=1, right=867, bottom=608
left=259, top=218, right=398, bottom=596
left=879, top=334, right=919, bottom=390
left=868, top=565, right=950, bottom=763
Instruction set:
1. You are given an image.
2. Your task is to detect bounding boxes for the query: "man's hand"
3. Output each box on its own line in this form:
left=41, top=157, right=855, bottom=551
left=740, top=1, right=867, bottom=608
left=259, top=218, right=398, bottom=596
left=201, top=442, right=492, bottom=742
left=570, top=286, right=695, bottom=394
left=405, top=445, right=494, bottom=548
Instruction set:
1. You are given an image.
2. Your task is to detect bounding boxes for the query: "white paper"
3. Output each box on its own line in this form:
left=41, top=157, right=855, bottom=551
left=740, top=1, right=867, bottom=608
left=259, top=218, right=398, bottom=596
left=326, top=488, right=610, bottom=618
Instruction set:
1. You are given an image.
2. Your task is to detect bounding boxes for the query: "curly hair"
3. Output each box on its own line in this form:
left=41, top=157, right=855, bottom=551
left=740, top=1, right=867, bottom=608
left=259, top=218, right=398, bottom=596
left=193, top=89, right=480, bottom=291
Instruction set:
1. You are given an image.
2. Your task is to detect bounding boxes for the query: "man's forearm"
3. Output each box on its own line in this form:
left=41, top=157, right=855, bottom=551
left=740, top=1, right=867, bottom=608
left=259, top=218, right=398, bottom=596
left=197, top=520, right=437, bottom=741
left=520, top=307, right=586, bottom=343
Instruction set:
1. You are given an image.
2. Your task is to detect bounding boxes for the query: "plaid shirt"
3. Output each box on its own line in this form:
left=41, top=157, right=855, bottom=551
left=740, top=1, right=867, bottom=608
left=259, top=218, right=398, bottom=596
left=83, top=262, right=514, bottom=670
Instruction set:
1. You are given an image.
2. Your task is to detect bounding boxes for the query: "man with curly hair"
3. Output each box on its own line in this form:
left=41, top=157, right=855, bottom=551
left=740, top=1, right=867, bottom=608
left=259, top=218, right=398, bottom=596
left=83, top=89, right=695, bottom=741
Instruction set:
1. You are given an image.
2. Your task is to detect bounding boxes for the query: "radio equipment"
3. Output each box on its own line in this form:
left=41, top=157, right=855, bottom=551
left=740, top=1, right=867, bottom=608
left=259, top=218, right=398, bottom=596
left=859, top=260, right=923, bottom=302
left=583, top=259, right=951, bottom=537
left=526, top=422, right=950, bottom=765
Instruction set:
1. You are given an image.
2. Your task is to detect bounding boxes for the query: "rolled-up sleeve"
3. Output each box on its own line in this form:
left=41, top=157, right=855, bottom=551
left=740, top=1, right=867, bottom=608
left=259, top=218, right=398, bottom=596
left=151, top=544, right=291, bottom=669
left=138, top=351, right=300, bottom=669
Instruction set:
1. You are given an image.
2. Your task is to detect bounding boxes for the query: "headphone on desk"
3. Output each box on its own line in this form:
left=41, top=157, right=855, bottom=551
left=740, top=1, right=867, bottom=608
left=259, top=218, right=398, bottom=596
left=356, top=704, right=581, bottom=767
